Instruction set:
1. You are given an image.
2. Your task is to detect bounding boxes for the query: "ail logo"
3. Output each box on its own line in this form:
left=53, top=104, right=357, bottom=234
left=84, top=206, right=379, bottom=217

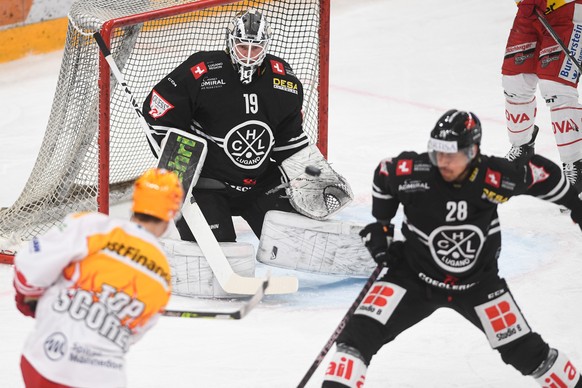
left=325, top=357, right=365, bottom=387
left=541, top=361, right=579, bottom=388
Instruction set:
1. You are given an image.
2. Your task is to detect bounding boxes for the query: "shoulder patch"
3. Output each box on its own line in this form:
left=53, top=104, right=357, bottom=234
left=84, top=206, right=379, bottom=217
left=395, top=159, right=413, bottom=176
left=270, top=59, right=286, bottom=75
left=148, top=90, right=174, bottom=119
left=485, top=168, right=502, bottom=188
left=190, top=61, right=208, bottom=79
left=379, top=158, right=392, bottom=176
left=528, top=161, right=550, bottom=187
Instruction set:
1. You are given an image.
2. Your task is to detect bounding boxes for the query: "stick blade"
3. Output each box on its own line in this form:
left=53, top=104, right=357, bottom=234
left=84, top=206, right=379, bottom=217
left=222, top=274, right=298, bottom=295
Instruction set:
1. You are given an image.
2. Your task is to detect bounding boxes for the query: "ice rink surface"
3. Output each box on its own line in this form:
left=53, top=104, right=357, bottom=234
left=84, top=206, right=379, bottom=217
left=1, top=0, right=581, bottom=387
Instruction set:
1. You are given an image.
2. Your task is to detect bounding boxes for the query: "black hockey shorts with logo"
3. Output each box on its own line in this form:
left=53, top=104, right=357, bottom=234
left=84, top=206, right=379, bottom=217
left=175, top=171, right=296, bottom=242
left=337, top=260, right=550, bottom=375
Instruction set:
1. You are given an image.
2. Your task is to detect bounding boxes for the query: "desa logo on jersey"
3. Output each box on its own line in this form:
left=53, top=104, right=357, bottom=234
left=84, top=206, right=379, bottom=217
left=273, top=78, right=298, bottom=94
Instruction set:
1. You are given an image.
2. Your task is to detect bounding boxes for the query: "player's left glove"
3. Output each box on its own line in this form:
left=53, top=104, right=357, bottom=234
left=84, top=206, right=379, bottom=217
left=359, top=222, right=394, bottom=266
left=14, top=290, right=38, bottom=318
left=517, top=0, right=546, bottom=20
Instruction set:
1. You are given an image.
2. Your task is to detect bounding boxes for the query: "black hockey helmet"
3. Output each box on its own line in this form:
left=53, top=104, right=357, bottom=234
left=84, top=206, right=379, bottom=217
left=226, top=9, right=271, bottom=84
left=428, top=109, right=482, bottom=163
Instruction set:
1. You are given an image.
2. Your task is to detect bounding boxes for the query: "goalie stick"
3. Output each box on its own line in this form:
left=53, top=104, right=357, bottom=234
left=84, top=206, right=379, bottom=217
left=163, top=276, right=269, bottom=320
left=296, top=264, right=385, bottom=388
left=93, top=32, right=298, bottom=295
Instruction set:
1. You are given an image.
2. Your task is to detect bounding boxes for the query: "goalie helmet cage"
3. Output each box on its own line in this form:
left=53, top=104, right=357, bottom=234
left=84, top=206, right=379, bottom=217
left=0, top=0, right=330, bottom=263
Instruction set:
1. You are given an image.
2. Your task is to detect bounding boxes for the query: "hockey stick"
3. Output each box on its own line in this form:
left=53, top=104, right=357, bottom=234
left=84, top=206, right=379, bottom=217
left=535, top=9, right=582, bottom=75
left=296, top=264, right=386, bottom=388
left=93, top=32, right=298, bottom=295
left=163, top=276, right=269, bottom=319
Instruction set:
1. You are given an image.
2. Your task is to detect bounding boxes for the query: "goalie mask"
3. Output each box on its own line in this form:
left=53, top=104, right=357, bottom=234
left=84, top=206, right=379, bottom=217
left=227, top=9, right=271, bottom=84
left=427, top=109, right=482, bottom=166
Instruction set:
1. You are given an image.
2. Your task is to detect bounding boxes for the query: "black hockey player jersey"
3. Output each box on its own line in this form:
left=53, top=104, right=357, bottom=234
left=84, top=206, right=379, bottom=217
left=143, top=51, right=309, bottom=192
left=372, top=152, right=578, bottom=290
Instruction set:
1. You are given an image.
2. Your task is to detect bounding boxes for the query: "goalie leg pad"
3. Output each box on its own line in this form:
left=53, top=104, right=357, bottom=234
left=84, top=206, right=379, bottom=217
left=256, top=211, right=375, bottom=277
left=161, top=239, right=255, bottom=298
left=280, top=144, right=353, bottom=220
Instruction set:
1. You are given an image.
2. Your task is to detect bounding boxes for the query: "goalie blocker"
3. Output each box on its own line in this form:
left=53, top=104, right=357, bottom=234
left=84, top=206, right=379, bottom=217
left=257, top=211, right=375, bottom=277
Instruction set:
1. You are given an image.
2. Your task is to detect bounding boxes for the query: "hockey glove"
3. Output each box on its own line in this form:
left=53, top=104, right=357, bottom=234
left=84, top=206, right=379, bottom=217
left=570, top=201, right=582, bottom=232
left=359, top=222, right=394, bottom=266
left=15, top=290, right=38, bottom=318
left=517, top=0, right=546, bottom=20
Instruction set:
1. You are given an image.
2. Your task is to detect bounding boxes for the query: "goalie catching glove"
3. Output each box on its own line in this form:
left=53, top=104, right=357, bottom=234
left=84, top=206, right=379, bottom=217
left=279, top=145, right=353, bottom=220
left=359, top=222, right=395, bottom=266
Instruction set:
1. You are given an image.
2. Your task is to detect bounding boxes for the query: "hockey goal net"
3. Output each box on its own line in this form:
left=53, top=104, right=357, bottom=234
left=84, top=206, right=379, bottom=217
left=0, top=0, right=330, bottom=263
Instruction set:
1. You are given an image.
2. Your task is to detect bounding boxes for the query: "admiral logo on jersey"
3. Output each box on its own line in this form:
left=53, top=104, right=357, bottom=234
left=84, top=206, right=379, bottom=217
left=398, top=180, right=430, bottom=193
left=201, top=77, right=226, bottom=90
left=428, top=224, right=485, bottom=274
left=224, top=120, right=274, bottom=169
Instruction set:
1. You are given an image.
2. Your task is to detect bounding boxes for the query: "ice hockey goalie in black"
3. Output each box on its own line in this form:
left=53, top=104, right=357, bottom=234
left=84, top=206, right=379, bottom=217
left=322, top=110, right=582, bottom=387
left=142, top=9, right=308, bottom=242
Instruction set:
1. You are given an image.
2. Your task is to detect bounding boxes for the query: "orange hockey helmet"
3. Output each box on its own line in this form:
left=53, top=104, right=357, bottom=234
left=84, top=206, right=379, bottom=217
left=132, top=168, right=184, bottom=222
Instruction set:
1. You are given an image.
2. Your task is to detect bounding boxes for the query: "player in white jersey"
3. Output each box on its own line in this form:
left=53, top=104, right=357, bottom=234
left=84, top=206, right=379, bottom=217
left=13, top=168, right=183, bottom=388
left=502, top=0, right=582, bottom=194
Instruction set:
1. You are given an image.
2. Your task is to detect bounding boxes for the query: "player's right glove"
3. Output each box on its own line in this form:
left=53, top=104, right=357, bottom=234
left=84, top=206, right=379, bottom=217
left=570, top=199, right=582, bottom=232
left=517, top=0, right=546, bottom=20
left=359, top=222, right=394, bottom=266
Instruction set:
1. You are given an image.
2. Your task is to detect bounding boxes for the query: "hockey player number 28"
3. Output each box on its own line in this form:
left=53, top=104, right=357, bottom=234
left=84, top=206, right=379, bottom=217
left=446, top=201, right=468, bottom=222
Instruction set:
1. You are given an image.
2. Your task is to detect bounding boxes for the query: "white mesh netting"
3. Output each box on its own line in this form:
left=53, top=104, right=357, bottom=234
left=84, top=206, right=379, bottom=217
left=0, top=0, right=326, bottom=248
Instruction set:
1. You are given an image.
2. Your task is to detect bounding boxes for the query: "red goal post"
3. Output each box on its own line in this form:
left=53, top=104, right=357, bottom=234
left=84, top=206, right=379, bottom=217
left=0, top=0, right=330, bottom=265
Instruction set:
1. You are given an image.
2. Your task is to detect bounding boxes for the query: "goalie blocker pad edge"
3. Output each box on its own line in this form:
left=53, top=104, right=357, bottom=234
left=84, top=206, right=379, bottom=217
left=257, top=210, right=375, bottom=277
